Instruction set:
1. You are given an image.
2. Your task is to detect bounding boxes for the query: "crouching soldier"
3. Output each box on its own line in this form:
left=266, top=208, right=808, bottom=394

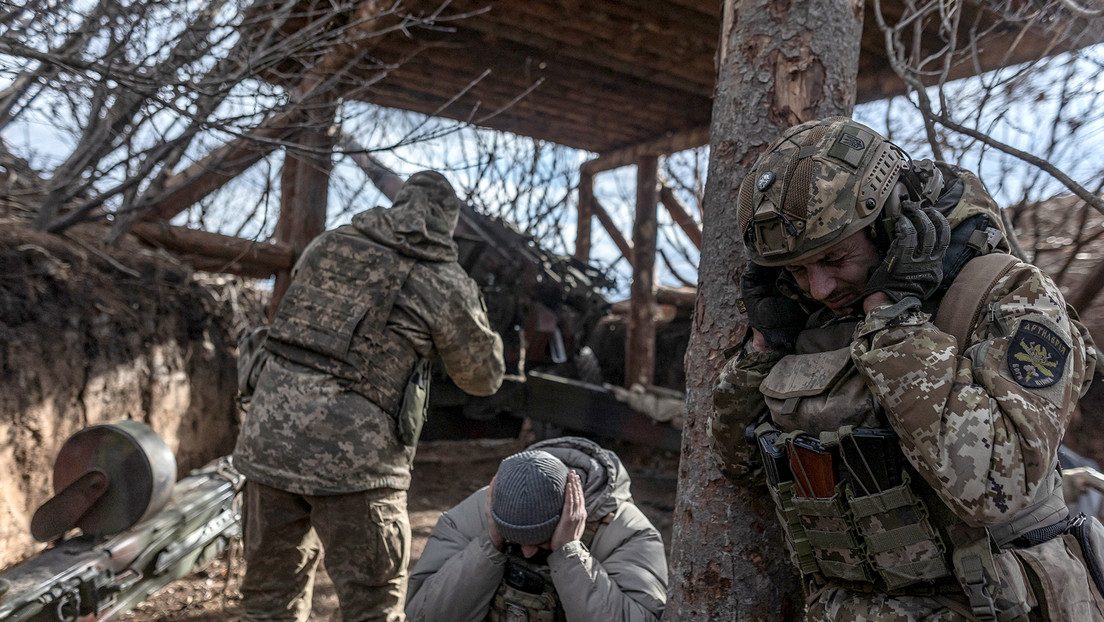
left=405, top=436, right=667, bottom=622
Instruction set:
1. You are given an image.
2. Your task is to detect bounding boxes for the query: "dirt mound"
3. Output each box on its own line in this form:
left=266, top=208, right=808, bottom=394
left=0, top=216, right=254, bottom=567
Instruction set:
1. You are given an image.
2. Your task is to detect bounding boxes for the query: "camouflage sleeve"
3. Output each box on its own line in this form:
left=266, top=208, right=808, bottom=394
left=709, top=341, right=782, bottom=478
left=434, top=277, right=505, bottom=397
left=851, top=264, right=1095, bottom=527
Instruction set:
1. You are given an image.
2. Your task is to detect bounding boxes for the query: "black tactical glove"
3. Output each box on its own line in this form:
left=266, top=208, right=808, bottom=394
left=862, top=204, right=951, bottom=303
left=738, top=262, right=808, bottom=350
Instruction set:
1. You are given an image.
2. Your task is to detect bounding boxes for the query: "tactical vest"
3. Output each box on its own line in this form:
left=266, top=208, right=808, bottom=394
left=755, top=170, right=1071, bottom=620
left=486, top=521, right=604, bottom=622
left=488, top=554, right=564, bottom=622
left=265, top=227, right=420, bottom=415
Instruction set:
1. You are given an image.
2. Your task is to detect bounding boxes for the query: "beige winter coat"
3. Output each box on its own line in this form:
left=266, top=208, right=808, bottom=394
left=405, top=437, right=668, bottom=622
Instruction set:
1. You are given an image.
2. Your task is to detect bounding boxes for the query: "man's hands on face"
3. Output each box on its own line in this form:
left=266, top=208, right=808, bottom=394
left=862, top=204, right=950, bottom=307
left=740, top=263, right=807, bottom=351
left=484, top=475, right=505, bottom=550
left=551, top=471, right=586, bottom=550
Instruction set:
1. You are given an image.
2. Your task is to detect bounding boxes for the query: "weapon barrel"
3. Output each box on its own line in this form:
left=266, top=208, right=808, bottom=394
left=0, top=458, right=243, bottom=622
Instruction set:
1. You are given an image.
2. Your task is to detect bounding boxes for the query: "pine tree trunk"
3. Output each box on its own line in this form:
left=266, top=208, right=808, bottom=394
left=665, top=1, right=863, bottom=619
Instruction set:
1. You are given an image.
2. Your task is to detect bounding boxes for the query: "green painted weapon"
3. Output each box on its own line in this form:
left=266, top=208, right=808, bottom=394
left=0, top=421, right=243, bottom=621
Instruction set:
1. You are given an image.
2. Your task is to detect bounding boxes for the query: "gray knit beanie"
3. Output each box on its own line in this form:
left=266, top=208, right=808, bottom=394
left=491, top=450, right=568, bottom=545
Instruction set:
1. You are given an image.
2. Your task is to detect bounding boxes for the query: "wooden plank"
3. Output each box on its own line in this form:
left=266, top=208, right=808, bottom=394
left=660, top=183, right=702, bottom=249
left=626, top=154, right=658, bottom=388
left=439, top=0, right=717, bottom=92
left=358, top=32, right=713, bottom=152
left=581, top=127, right=710, bottom=175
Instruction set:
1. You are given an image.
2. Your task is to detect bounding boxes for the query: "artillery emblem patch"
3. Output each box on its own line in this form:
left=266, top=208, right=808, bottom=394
left=1007, top=320, right=1068, bottom=388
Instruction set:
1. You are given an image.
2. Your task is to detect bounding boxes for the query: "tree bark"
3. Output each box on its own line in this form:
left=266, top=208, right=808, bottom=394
left=664, top=0, right=863, bottom=619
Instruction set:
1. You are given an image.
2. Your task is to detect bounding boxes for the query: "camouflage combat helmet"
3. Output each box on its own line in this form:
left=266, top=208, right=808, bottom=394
left=738, top=117, right=909, bottom=266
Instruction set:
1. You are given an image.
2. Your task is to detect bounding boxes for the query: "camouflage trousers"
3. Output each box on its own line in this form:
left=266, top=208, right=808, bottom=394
left=241, top=481, right=410, bottom=622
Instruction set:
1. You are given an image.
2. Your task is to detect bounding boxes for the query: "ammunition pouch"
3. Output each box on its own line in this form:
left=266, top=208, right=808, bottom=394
left=759, top=421, right=1076, bottom=620
left=396, top=357, right=431, bottom=446
left=758, top=425, right=950, bottom=590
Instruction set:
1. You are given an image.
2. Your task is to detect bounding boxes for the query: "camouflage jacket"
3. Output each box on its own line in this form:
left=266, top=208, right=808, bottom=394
left=234, top=173, right=505, bottom=495
left=711, top=177, right=1100, bottom=618
left=712, top=164, right=1097, bottom=526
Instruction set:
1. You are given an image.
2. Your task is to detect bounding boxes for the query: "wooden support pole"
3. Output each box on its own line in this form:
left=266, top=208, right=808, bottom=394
left=591, top=197, right=633, bottom=267
left=575, top=170, right=594, bottom=261
left=580, top=127, right=709, bottom=176
left=626, top=155, right=658, bottom=388
left=659, top=184, right=703, bottom=249
left=268, top=106, right=337, bottom=321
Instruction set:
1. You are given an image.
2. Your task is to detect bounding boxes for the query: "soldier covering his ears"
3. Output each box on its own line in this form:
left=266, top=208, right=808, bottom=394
left=711, top=117, right=1104, bottom=621
left=405, top=436, right=668, bottom=622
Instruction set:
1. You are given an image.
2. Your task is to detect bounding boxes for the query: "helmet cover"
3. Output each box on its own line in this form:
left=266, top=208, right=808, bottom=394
left=737, top=117, right=908, bottom=266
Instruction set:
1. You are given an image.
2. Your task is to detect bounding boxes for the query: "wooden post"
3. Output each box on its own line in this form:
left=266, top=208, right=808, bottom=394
left=626, top=155, right=658, bottom=388
left=575, top=169, right=594, bottom=261
left=268, top=108, right=337, bottom=321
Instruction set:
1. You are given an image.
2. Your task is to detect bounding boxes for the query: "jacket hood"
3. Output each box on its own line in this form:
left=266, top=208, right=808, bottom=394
left=350, top=170, right=462, bottom=262
left=526, top=436, right=632, bottom=520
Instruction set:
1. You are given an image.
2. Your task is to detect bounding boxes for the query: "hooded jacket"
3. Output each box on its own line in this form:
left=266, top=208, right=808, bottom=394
left=234, top=172, right=505, bottom=495
left=405, top=437, right=668, bottom=622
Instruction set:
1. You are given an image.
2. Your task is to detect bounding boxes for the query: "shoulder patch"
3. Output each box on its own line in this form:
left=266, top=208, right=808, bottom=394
left=1006, top=320, right=1069, bottom=388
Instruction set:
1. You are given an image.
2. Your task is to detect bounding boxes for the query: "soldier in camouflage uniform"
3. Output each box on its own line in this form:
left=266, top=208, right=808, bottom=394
left=233, top=171, right=505, bottom=622
left=711, top=117, right=1104, bottom=621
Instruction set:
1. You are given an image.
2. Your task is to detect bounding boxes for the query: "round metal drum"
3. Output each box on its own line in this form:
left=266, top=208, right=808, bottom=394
left=51, top=420, right=177, bottom=536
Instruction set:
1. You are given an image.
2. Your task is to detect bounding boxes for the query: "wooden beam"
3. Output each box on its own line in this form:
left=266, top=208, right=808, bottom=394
left=575, top=170, right=593, bottom=262
left=269, top=105, right=337, bottom=320
left=656, top=286, right=697, bottom=309
left=130, top=222, right=295, bottom=272
left=338, top=133, right=403, bottom=201
left=183, top=255, right=289, bottom=279
left=1068, top=257, right=1104, bottom=313
left=581, top=127, right=710, bottom=175
left=592, top=197, right=633, bottom=267
left=659, top=184, right=702, bottom=249
left=141, top=112, right=299, bottom=222
left=626, top=155, right=658, bottom=388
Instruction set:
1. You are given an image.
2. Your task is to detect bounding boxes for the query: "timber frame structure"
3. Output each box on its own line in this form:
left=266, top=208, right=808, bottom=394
left=123, top=0, right=1093, bottom=389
